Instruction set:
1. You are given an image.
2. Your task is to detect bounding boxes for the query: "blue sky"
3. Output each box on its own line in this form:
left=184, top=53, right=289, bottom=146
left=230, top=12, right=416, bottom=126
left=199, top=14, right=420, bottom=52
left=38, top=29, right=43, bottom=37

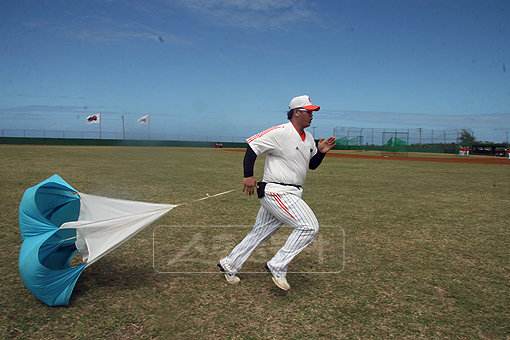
left=1, top=0, right=509, bottom=142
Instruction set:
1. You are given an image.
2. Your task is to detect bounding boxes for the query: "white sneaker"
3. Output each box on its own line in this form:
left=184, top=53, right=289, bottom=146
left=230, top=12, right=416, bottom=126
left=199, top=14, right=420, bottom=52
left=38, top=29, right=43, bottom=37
left=217, top=261, right=240, bottom=285
left=265, top=264, right=290, bottom=291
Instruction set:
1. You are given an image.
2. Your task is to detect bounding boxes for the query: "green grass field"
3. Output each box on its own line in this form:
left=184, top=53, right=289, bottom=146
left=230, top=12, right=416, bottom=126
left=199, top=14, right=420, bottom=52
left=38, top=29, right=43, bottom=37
left=1, top=144, right=509, bottom=339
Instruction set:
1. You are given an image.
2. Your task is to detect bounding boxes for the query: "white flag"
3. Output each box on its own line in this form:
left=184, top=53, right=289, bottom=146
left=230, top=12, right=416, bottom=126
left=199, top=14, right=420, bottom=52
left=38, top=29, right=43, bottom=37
left=138, top=114, right=149, bottom=125
left=86, top=113, right=100, bottom=124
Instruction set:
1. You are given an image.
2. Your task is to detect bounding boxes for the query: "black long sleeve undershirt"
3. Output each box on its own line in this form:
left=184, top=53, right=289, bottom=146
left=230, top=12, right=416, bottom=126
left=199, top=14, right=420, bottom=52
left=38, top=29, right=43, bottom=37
left=309, top=150, right=326, bottom=170
left=244, top=144, right=326, bottom=178
left=243, top=145, right=257, bottom=177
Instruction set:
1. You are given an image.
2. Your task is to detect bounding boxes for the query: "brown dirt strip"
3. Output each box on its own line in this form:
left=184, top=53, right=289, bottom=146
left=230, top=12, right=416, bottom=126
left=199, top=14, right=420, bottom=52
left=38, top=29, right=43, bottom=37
left=222, top=148, right=510, bottom=165
left=326, top=153, right=510, bottom=165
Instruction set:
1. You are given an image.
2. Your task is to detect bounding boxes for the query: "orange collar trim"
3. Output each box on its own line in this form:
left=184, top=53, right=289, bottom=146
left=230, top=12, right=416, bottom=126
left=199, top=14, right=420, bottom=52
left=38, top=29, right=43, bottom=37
left=290, top=122, right=306, bottom=141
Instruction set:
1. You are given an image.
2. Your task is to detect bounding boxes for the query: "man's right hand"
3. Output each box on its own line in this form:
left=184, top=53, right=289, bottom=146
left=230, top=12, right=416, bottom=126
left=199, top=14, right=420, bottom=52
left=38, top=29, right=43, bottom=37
left=243, top=176, right=258, bottom=196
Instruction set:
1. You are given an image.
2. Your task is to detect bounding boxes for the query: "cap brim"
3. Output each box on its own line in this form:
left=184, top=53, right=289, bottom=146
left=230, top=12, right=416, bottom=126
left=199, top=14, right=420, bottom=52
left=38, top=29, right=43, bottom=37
left=302, top=105, right=320, bottom=111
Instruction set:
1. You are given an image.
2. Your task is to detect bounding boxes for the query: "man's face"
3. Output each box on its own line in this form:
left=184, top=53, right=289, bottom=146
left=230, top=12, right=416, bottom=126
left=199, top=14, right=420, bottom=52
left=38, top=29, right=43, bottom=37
left=296, top=109, right=313, bottom=127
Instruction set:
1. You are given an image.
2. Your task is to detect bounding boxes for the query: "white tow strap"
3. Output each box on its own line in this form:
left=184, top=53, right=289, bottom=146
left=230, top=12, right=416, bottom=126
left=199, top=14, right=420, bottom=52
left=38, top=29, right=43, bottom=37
left=178, top=189, right=236, bottom=206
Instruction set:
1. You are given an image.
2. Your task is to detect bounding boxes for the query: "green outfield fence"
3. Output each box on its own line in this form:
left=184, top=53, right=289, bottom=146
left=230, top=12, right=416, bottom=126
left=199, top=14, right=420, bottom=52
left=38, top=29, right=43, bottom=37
left=0, top=136, right=463, bottom=154
left=0, top=137, right=247, bottom=148
left=0, top=128, right=491, bottom=154
left=0, top=128, right=248, bottom=148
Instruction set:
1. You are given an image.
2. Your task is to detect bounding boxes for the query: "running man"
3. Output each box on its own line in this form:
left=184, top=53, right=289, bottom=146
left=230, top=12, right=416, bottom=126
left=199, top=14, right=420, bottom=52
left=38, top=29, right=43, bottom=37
left=218, top=95, right=336, bottom=290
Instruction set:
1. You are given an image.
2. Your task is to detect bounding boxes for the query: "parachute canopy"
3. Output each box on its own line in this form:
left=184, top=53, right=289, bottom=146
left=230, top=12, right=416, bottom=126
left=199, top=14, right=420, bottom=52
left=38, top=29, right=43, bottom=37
left=18, top=174, right=176, bottom=306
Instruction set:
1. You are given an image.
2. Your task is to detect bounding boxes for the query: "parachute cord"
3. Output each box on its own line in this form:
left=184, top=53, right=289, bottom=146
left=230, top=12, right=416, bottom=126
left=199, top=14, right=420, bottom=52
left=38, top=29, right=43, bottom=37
left=178, top=189, right=236, bottom=206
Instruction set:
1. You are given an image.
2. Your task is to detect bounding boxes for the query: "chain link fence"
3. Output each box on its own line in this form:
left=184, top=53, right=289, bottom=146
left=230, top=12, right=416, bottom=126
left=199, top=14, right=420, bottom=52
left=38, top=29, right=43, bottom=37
left=0, top=128, right=248, bottom=143
left=333, top=127, right=463, bottom=153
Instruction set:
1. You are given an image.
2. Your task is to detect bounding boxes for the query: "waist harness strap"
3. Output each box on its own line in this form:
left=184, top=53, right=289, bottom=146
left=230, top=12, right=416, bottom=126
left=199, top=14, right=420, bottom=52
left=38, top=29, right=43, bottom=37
left=269, top=182, right=302, bottom=189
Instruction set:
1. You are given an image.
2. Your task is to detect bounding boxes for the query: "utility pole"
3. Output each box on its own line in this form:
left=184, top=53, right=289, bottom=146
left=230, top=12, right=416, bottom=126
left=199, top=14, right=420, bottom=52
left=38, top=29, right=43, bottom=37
left=121, top=115, right=125, bottom=140
left=147, top=114, right=151, bottom=140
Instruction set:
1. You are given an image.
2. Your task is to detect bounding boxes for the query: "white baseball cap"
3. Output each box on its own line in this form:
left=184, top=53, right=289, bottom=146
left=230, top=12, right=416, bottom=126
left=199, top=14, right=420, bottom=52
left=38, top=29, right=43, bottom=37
left=289, top=95, right=320, bottom=111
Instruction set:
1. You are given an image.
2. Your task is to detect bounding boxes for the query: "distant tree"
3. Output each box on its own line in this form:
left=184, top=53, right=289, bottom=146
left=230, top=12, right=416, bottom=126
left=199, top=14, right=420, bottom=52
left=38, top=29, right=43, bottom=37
left=458, top=129, right=476, bottom=145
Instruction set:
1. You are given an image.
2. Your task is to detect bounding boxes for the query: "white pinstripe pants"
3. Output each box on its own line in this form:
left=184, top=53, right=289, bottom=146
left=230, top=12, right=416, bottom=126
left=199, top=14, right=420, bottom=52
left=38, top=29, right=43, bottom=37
left=222, top=192, right=319, bottom=277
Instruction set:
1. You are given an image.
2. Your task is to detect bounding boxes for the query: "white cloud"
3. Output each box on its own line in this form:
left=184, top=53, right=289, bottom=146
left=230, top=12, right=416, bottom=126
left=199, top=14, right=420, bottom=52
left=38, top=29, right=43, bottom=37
left=21, top=8, right=190, bottom=46
left=176, top=0, right=319, bottom=30
left=63, top=20, right=190, bottom=45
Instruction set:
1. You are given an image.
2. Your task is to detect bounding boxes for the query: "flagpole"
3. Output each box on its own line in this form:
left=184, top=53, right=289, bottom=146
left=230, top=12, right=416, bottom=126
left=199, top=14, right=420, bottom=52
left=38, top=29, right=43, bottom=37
left=121, top=115, right=125, bottom=139
left=148, top=114, right=151, bottom=140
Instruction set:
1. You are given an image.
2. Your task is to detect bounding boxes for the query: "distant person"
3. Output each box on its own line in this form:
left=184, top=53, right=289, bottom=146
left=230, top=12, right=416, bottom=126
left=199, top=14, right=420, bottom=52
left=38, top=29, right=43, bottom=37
left=215, top=142, right=223, bottom=149
left=218, top=95, right=336, bottom=291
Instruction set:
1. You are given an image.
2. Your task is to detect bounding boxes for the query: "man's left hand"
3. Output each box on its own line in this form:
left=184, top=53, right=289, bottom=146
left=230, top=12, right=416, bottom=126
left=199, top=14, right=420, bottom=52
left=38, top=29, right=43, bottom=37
left=318, top=136, right=336, bottom=153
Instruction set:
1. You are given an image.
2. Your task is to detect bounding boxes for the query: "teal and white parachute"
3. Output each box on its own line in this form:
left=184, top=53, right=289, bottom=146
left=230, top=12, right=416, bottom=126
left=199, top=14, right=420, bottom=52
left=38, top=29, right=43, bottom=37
left=18, top=174, right=175, bottom=306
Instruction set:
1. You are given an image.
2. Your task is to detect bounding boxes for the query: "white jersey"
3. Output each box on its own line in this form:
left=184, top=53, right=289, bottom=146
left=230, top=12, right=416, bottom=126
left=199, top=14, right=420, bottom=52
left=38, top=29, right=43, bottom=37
left=247, top=122, right=317, bottom=195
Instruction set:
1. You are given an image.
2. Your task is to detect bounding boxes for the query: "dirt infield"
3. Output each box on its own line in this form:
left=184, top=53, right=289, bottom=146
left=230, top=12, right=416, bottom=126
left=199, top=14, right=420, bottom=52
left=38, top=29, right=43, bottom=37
left=326, top=152, right=510, bottom=165
left=223, top=148, right=510, bottom=165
